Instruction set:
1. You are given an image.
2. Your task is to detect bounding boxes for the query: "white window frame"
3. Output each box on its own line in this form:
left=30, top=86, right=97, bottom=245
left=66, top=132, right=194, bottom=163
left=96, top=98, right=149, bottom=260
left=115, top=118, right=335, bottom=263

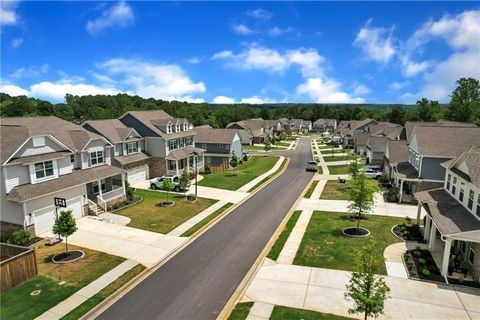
left=32, top=136, right=46, bottom=147
left=167, top=124, right=172, bottom=134
left=459, top=181, right=465, bottom=202
left=89, top=150, right=104, bottom=166
left=446, top=173, right=451, bottom=191
left=183, top=122, right=188, bottom=131
left=217, top=144, right=224, bottom=148
left=201, top=143, right=207, bottom=150
left=176, top=122, right=181, bottom=132
left=451, top=176, right=457, bottom=195
left=32, top=160, right=57, bottom=182
left=70, top=154, right=75, bottom=163
left=226, top=144, right=230, bottom=150
left=126, top=142, right=138, bottom=155
left=467, top=189, right=474, bottom=210
left=93, top=179, right=106, bottom=194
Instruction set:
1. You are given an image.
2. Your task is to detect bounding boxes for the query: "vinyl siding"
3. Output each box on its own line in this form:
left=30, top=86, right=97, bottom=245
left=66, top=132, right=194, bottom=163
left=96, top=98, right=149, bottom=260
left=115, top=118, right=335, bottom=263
left=4, top=164, right=30, bottom=193
left=58, top=155, right=73, bottom=176
left=14, top=136, right=65, bottom=158
left=24, top=184, right=87, bottom=214
left=420, top=157, right=450, bottom=180
left=145, top=137, right=167, bottom=157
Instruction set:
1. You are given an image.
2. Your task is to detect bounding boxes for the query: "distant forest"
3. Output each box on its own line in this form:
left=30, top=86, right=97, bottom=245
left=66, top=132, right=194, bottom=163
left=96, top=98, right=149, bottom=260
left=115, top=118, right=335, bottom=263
left=1, top=78, right=478, bottom=127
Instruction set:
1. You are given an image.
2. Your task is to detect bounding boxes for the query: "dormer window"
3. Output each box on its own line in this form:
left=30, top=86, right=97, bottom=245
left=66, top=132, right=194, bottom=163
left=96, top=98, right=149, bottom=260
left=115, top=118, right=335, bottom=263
left=459, top=182, right=465, bottom=202
left=183, top=122, right=188, bottom=131
left=167, top=124, right=173, bottom=134
left=176, top=122, right=181, bottom=132
left=452, top=176, right=457, bottom=195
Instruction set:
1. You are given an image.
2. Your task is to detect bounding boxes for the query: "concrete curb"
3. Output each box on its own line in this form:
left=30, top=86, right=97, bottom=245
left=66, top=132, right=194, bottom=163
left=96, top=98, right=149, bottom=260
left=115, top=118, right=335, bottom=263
left=217, top=138, right=316, bottom=320
left=82, top=156, right=292, bottom=320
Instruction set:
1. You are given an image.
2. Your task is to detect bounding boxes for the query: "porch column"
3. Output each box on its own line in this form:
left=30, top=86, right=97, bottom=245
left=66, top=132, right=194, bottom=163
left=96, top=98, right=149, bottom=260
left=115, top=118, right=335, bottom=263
left=399, top=179, right=404, bottom=203
left=175, top=160, right=179, bottom=175
left=97, top=179, right=103, bottom=197
left=428, top=223, right=437, bottom=250
left=121, top=173, right=126, bottom=194
left=424, top=215, right=431, bottom=241
left=441, top=239, right=453, bottom=277
left=416, top=202, right=422, bottom=225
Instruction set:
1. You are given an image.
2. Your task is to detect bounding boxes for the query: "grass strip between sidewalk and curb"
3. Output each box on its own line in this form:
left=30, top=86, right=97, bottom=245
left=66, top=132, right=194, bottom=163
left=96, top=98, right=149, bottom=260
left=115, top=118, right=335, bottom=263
left=267, top=210, right=302, bottom=261
left=303, top=180, right=319, bottom=198
left=62, top=264, right=145, bottom=320
left=180, top=203, right=233, bottom=237
left=271, top=306, right=355, bottom=320
left=227, top=301, right=254, bottom=320
left=247, top=157, right=287, bottom=192
left=83, top=154, right=292, bottom=320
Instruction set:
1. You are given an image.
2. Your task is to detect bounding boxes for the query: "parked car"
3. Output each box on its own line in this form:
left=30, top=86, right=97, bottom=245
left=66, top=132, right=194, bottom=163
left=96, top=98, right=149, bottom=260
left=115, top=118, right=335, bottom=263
left=306, top=161, right=318, bottom=172
left=364, top=168, right=382, bottom=179
left=150, top=175, right=190, bottom=191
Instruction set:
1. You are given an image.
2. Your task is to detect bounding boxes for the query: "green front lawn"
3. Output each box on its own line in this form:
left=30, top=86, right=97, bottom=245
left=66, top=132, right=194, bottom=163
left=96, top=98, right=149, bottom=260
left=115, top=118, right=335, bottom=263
left=181, top=203, right=233, bottom=237
left=327, top=165, right=350, bottom=175
left=0, top=241, right=125, bottom=320
left=322, top=155, right=358, bottom=162
left=228, top=302, right=254, bottom=320
left=62, top=264, right=145, bottom=320
left=320, top=180, right=378, bottom=200
left=267, top=211, right=302, bottom=261
left=270, top=306, right=354, bottom=320
left=198, top=156, right=279, bottom=191
left=248, top=157, right=287, bottom=192
left=294, top=211, right=404, bottom=275
left=117, top=189, right=217, bottom=233
left=304, top=180, right=319, bottom=198
left=319, top=148, right=345, bottom=154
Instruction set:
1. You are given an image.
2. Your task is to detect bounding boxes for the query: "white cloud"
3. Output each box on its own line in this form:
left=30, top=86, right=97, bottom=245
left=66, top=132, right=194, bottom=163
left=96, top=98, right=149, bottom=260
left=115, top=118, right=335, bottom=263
left=268, top=26, right=297, bottom=37
left=11, top=38, right=23, bottom=48
left=400, top=57, right=433, bottom=77
left=29, top=81, right=120, bottom=100
left=86, top=1, right=134, bottom=34
left=9, top=64, right=50, bottom=79
left=240, top=96, right=276, bottom=104
left=353, top=20, right=396, bottom=64
left=296, top=78, right=365, bottom=103
left=90, top=72, right=116, bottom=84
left=0, top=84, right=29, bottom=96
left=1, top=0, right=19, bottom=27
left=389, top=81, right=409, bottom=91
left=98, top=58, right=205, bottom=100
left=353, top=84, right=370, bottom=95
left=211, top=50, right=233, bottom=59
left=232, top=23, right=253, bottom=35
left=212, top=95, right=236, bottom=104
left=185, top=56, right=202, bottom=64
left=246, top=8, right=273, bottom=20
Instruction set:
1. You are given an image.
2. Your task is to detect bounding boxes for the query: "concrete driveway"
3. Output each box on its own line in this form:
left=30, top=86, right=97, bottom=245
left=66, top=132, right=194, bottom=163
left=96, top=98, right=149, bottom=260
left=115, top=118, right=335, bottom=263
left=43, top=217, right=186, bottom=268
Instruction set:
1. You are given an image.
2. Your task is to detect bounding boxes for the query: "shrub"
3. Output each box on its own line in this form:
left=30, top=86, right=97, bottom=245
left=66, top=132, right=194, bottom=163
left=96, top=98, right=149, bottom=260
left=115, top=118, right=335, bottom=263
left=413, top=250, right=422, bottom=257
left=415, top=245, right=422, bottom=251
left=422, top=268, right=430, bottom=276
left=418, top=258, right=426, bottom=264
left=7, top=229, right=30, bottom=246
left=405, top=216, right=412, bottom=225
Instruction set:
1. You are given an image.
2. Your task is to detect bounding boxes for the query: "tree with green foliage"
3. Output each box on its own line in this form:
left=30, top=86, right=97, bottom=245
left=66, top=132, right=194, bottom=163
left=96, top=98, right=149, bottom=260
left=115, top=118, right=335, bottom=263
left=446, top=77, right=480, bottom=125
left=416, top=98, right=443, bottom=121
left=229, top=151, right=239, bottom=168
left=124, top=180, right=134, bottom=201
left=349, top=160, right=363, bottom=177
left=345, top=242, right=391, bottom=320
left=387, top=106, right=406, bottom=125
left=348, top=173, right=377, bottom=230
left=278, top=132, right=287, bottom=141
left=162, top=177, right=174, bottom=203
left=264, top=140, right=272, bottom=151
left=52, top=210, right=78, bottom=252
left=7, top=229, right=30, bottom=246
left=179, top=168, right=190, bottom=190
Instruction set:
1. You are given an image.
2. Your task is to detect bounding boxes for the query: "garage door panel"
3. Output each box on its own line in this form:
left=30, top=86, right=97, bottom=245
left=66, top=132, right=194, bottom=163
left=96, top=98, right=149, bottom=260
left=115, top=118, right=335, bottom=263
left=34, top=197, right=83, bottom=235
left=127, top=166, right=148, bottom=185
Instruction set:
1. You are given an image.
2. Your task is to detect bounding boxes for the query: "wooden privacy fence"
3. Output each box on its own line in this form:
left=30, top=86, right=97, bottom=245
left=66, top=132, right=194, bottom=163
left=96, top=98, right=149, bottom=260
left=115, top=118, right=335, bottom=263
left=0, top=243, right=37, bottom=291
left=207, top=162, right=230, bottom=173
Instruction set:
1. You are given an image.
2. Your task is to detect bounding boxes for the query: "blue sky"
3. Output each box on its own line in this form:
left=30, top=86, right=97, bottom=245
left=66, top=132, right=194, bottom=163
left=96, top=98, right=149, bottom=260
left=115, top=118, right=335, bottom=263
left=1, top=1, right=479, bottom=104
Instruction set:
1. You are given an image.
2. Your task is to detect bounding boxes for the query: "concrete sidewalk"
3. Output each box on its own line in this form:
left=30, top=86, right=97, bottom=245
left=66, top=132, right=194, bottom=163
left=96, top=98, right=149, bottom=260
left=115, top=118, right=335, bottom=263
left=237, top=156, right=285, bottom=192
left=243, top=260, right=480, bottom=320
left=309, top=180, right=326, bottom=199
left=168, top=200, right=228, bottom=236
left=277, top=210, right=313, bottom=264
left=36, top=259, right=138, bottom=320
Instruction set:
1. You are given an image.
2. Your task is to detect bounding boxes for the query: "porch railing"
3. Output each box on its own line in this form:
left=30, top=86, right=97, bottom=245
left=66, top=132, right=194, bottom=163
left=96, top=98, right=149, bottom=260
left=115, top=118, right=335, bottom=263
left=87, top=198, right=100, bottom=216
left=99, top=185, right=125, bottom=203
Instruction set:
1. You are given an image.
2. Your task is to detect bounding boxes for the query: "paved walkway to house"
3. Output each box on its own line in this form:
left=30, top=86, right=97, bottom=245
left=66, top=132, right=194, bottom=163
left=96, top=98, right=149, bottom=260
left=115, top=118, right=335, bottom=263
left=324, top=160, right=355, bottom=166
left=42, top=218, right=187, bottom=268
left=317, top=173, right=350, bottom=181
left=321, top=152, right=349, bottom=157
left=167, top=200, right=229, bottom=236
left=246, top=302, right=275, bottom=320
left=277, top=209, right=313, bottom=264
left=237, top=156, right=285, bottom=192
left=383, top=242, right=429, bottom=279
left=312, top=139, right=329, bottom=175
left=36, top=259, right=138, bottom=320
left=298, top=193, right=423, bottom=219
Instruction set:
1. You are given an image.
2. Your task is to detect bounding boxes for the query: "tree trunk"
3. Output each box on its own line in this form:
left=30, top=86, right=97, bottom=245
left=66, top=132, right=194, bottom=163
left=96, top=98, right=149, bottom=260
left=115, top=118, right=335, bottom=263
left=65, top=237, right=68, bottom=253
left=364, top=309, right=368, bottom=320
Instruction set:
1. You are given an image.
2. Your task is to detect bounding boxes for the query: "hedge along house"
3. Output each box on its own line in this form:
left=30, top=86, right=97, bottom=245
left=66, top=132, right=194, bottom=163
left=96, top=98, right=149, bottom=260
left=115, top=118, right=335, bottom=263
left=119, top=110, right=205, bottom=178
left=415, top=147, right=480, bottom=283
left=82, top=119, right=151, bottom=186
left=392, top=126, right=480, bottom=203
left=194, top=126, right=243, bottom=172
left=0, top=117, right=126, bottom=235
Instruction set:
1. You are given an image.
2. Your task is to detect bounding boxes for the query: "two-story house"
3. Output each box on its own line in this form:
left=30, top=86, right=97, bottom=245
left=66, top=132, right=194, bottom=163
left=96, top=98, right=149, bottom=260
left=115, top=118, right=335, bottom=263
left=415, top=147, right=480, bottom=282
left=265, top=120, right=284, bottom=136
left=82, top=119, right=150, bottom=185
left=226, top=119, right=272, bottom=144
left=393, top=126, right=480, bottom=202
left=365, top=136, right=389, bottom=166
left=313, top=119, right=337, bottom=133
left=119, top=110, right=205, bottom=177
left=337, top=118, right=377, bottom=148
left=194, top=126, right=242, bottom=172
left=1, top=116, right=126, bottom=235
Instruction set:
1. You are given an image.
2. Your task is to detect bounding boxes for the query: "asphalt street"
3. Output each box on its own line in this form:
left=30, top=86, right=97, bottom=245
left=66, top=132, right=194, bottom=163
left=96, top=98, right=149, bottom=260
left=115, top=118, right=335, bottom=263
left=97, top=137, right=315, bottom=320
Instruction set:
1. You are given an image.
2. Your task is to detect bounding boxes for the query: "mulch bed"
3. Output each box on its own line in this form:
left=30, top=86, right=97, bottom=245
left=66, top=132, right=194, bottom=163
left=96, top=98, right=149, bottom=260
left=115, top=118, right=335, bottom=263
left=342, top=227, right=370, bottom=237
left=52, top=250, right=85, bottom=264
left=404, top=249, right=444, bottom=283
left=392, top=224, right=424, bottom=242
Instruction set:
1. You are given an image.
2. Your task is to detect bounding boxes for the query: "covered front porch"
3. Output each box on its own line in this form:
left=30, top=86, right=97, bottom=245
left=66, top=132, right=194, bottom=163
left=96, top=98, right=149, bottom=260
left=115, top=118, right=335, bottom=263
left=86, top=173, right=125, bottom=210
left=416, top=188, right=480, bottom=283
left=393, top=162, right=443, bottom=203
left=166, top=147, right=205, bottom=176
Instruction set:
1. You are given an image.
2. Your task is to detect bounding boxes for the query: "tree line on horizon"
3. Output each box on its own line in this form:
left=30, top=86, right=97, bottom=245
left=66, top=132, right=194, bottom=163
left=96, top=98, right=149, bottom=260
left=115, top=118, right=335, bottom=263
left=1, top=78, right=479, bottom=127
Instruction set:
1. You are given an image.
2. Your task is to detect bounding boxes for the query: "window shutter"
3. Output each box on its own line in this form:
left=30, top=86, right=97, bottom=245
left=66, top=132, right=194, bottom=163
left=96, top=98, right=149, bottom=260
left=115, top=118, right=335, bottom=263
left=88, top=153, right=92, bottom=166
left=138, top=142, right=142, bottom=152
left=123, top=143, right=127, bottom=155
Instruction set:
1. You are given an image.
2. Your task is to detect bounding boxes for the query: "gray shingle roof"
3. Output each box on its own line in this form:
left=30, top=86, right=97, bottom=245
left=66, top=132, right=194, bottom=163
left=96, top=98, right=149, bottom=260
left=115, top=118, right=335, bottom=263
left=166, top=147, right=205, bottom=161
left=385, top=140, right=408, bottom=166
left=445, top=146, right=480, bottom=189
left=404, top=120, right=476, bottom=140
left=115, top=152, right=150, bottom=166
left=412, top=126, right=480, bottom=157
left=8, top=151, right=71, bottom=165
left=194, top=128, right=238, bottom=144
left=121, top=110, right=193, bottom=139
left=354, top=132, right=370, bottom=146
left=415, top=188, right=480, bottom=235
left=6, top=165, right=125, bottom=202
left=83, top=119, right=135, bottom=144
left=366, top=136, right=388, bottom=153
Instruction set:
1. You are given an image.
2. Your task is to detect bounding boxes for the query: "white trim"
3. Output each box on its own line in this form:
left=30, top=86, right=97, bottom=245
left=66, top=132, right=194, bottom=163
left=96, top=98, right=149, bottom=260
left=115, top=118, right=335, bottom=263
left=81, top=137, right=113, bottom=152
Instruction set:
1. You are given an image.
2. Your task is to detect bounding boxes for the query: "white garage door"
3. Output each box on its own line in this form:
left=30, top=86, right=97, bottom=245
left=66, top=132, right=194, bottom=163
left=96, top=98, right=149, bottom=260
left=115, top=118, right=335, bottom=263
left=34, top=197, right=83, bottom=235
left=127, top=166, right=148, bottom=185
